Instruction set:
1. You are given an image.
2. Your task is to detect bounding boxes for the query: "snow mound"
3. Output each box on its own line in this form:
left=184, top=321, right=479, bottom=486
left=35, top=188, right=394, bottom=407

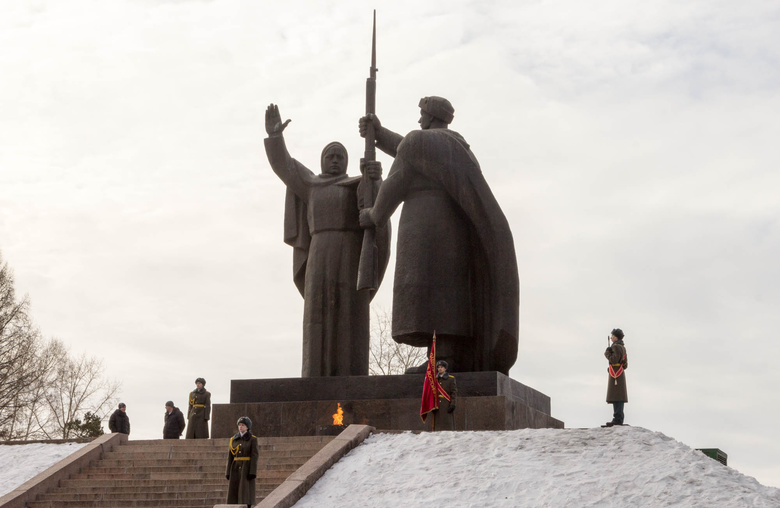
left=295, top=427, right=780, bottom=507
left=0, top=442, right=88, bottom=498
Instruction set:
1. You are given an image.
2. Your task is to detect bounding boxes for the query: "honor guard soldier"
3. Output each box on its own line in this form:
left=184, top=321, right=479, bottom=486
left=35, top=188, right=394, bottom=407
left=604, top=328, right=628, bottom=427
left=186, top=377, right=211, bottom=439
left=226, top=416, right=258, bottom=507
left=432, top=360, right=457, bottom=431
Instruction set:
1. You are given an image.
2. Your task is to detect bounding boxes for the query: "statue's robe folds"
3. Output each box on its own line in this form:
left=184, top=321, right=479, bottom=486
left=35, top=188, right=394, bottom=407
left=265, top=135, right=389, bottom=377
left=372, top=128, right=519, bottom=374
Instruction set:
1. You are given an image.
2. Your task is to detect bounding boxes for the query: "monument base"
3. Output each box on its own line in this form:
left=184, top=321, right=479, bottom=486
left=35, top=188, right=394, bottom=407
left=212, top=372, right=563, bottom=438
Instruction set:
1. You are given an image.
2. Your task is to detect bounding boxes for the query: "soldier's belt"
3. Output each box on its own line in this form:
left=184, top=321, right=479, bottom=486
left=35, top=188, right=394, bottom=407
left=233, top=457, right=251, bottom=461
left=192, top=404, right=206, bottom=407
left=611, top=364, right=622, bottom=367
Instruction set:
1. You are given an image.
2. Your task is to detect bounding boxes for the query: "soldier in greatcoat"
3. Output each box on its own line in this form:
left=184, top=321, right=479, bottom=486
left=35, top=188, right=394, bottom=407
left=604, top=328, right=628, bottom=426
left=225, top=416, right=258, bottom=508
left=186, top=377, right=211, bottom=439
left=431, top=360, right=457, bottom=431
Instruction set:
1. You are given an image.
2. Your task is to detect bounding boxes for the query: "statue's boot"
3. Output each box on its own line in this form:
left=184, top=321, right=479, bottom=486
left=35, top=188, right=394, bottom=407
left=404, top=363, right=428, bottom=374
left=404, top=351, right=457, bottom=374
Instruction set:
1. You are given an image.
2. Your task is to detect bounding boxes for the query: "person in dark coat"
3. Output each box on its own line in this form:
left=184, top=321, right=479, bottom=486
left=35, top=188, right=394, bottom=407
left=431, top=360, right=457, bottom=431
left=226, top=416, right=258, bottom=508
left=108, top=402, right=130, bottom=435
left=163, top=401, right=186, bottom=439
left=186, top=377, right=211, bottom=439
left=604, top=328, right=628, bottom=426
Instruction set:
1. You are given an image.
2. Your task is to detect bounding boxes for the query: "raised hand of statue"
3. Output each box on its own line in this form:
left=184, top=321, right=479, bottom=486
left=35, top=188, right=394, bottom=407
left=358, top=114, right=381, bottom=138
left=266, top=103, right=291, bottom=137
left=360, top=160, right=382, bottom=180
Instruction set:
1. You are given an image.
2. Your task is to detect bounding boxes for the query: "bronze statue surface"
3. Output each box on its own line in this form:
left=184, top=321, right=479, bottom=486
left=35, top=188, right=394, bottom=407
left=265, top=104, right=390, bottom=377
left=359, top=96, right=519, bottom=374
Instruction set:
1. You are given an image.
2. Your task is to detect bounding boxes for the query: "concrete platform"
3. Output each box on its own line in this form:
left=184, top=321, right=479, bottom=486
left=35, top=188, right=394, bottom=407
left=212, top=372, right=563, bottom=437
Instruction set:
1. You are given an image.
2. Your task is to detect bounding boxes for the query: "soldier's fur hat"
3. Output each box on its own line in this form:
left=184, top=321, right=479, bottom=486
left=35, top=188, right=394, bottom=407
left=195, top=377, right=206, bottom=385
left=611, top=328, right=624, bottom=340
left=237, top=416, right=252, bottom=429
left=436, top=360, right=448, bottom=369
left=419, top=96, right=454, bottom=124
left=165, top=401, right=174, bottom=407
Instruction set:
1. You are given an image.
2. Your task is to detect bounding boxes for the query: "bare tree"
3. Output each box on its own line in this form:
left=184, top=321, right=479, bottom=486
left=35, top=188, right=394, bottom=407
left=16, top=339, right=70, bottom=440
left=0, top=251, right=120, bottom=440
left=43, top=345, right=120, bottom=439
left=369, top=307, right=427, bottom=375
left=0, top=255, right=46, bottom=439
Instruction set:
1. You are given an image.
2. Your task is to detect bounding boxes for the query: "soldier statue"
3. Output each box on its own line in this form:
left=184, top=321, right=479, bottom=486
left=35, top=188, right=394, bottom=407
left=359, top=96, right=519, bottom=374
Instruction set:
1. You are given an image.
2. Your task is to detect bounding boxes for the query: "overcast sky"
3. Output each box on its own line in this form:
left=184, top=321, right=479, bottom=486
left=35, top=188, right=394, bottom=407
left=2, top=0, right=779, bottom=489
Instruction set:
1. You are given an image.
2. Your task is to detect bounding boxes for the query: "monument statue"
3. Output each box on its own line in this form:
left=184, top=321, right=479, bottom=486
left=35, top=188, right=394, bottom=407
left=358, top=96, right=519, bottom=375
left=265, top=104, right=390, bottom=377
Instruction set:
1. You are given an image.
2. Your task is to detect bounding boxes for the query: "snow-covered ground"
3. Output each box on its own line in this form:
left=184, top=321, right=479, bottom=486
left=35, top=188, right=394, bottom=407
left=2, top=429, right=778, bottom=507
left=0, top=442, right=88, bottom=498
left=295, top=427, right=780, bottom=508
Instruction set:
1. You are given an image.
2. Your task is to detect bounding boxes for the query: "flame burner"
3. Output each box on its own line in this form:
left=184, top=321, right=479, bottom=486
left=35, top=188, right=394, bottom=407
left=317, top=403, right=346, bottom=435
left=317, top=424, right=346, bottom=436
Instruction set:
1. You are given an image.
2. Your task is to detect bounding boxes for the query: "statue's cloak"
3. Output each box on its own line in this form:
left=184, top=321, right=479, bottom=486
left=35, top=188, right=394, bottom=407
left=390, top=128, right=519, bottom=374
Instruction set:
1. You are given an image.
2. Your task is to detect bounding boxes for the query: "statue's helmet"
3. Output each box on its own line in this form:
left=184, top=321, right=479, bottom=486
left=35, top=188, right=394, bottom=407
left=419, top=96, right=454, bottom=124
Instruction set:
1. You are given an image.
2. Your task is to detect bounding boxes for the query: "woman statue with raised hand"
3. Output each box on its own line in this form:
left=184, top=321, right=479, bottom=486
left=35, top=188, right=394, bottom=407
left=264, top=103, right=390, bottom=377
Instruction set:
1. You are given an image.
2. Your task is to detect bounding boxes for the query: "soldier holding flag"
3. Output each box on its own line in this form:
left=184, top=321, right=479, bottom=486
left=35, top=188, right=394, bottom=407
left=433, top=360, right=457, bottom=431
left=420, top=335, right=458, bottom=431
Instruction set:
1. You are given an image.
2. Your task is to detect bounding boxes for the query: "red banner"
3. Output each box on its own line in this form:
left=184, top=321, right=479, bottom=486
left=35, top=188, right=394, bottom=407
left=420, top=333, right=447, bottom=422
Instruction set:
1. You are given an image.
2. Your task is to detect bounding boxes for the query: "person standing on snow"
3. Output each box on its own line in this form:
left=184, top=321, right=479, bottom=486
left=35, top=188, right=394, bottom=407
left=604, top=328, right=628, bottom=427
left=431, top=360, right=457, bottom=431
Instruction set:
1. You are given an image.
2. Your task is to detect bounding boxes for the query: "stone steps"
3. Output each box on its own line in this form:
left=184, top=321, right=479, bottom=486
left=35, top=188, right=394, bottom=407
left=59, top=470, right=292, bottom=486
left=27, top=499, right=223, bottom=507
left=38, top=490, right=229, bottom=502
left=93, top=456, right=308, bottom=468
left=26, top=436, right=333, bottom=508
left=99, top=448, right=320, bottom=461
left=73, top=461, right=305, bottom=474
left=50, top=483, right=227, bottom=494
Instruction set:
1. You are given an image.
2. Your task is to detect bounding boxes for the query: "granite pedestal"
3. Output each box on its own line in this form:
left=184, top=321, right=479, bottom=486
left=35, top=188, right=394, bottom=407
left=212, top=372, right=563, bottom=437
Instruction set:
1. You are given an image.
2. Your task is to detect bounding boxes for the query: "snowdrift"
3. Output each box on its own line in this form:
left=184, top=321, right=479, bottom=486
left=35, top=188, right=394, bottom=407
left=295, top=427, right=780, bottom=507
left=0, top=442, right=88, bottom=498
